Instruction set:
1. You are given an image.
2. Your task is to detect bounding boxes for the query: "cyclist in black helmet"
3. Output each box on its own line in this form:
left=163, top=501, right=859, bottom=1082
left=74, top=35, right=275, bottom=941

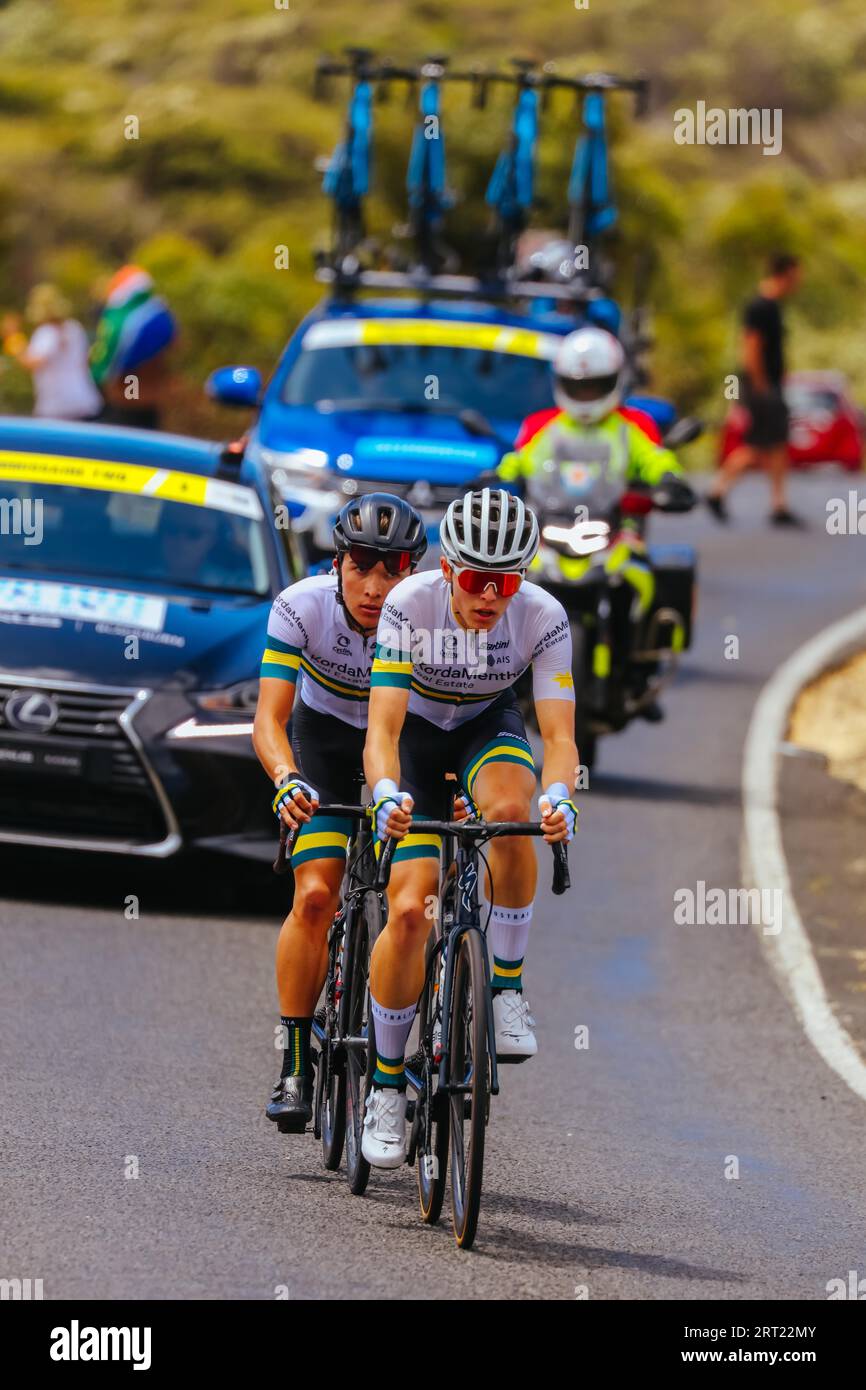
left=253, top=493, right=427, bottom=1134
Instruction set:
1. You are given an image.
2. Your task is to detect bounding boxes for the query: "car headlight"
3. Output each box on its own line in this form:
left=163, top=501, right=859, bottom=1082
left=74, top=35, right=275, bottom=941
left=247, top=438, right=333, bottom=488
left=166, top=680, right=260, bottom=741
left=195, top=680, right=260, bottom=714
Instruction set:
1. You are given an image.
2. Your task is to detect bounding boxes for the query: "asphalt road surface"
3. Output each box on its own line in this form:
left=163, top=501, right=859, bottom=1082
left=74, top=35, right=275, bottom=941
left=2, top=471, right=866, bottom=1301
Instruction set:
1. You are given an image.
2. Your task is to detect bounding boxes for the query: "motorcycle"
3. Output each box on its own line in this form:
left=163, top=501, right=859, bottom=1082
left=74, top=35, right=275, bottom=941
left=519, top=417, right=701, bottom=768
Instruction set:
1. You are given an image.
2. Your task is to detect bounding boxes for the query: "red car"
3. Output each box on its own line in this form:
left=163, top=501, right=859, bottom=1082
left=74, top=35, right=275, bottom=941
left=720, top=371, right=863, bottom=472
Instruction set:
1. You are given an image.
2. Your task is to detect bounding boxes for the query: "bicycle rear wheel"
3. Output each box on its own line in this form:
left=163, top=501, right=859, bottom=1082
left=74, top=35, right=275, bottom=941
left=345, top=890, right=381, bottom=1195
left=448, top=928, right=491, bottom=1250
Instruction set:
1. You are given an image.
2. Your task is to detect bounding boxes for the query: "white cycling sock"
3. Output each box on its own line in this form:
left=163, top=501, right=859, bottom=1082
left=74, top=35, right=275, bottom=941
left=489, top=902, right=533, bottom=991
left=370, top=996, right=417, bottom=1087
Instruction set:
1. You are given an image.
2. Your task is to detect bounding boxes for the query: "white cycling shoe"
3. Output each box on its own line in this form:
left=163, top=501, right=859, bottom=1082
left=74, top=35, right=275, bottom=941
left=361, top=1086, right=408, bottom=1168
left=493, top=991, right=538, bottom=1061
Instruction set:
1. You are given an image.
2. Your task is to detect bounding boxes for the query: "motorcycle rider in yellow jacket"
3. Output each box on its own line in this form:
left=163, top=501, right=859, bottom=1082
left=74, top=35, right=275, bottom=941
left=496, top=327, right=694, bottom=724
left=497, top=326, right=684, bottom=495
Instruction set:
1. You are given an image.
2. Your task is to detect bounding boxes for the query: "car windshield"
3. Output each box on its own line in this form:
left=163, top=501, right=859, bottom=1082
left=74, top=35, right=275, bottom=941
left=0, top=481, right=271, bottom=596
left=785, top=385, right=839, bottom=415
left=281, top=343, right=557, bottom=421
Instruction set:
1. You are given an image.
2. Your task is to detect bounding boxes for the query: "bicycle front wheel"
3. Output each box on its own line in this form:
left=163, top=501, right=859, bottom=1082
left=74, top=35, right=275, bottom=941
left=320, top=922, right=347, bottom=1171
left=344, top=890, right=381, bottom=1196
left=415, top=928, right=449, bottom=1225
left=448, top=928, right=491, bottom=1250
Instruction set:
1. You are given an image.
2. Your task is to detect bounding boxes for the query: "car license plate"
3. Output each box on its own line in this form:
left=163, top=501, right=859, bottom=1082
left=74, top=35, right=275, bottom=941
left=0, top=740, right=86, bottom=776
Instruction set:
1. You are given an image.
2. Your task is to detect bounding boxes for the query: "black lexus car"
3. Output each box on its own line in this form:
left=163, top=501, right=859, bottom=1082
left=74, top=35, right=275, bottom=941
left=0, top=418, right=304, bottom=860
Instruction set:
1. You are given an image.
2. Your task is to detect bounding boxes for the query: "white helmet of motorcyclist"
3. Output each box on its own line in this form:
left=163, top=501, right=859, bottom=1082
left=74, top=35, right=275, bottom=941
left=553, top=327, right=627, bottom=425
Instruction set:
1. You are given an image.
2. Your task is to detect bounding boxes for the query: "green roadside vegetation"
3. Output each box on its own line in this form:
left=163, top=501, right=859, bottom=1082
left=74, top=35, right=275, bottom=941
left=1, top=0, right=864, bottom=451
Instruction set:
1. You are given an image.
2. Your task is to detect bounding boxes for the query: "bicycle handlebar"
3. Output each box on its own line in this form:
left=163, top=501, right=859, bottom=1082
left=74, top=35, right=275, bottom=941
left=273, top=802, right=371, bottom=876
left=274, top=811, right=569, bottom=894
left=381, top=819, right=571, bottom=896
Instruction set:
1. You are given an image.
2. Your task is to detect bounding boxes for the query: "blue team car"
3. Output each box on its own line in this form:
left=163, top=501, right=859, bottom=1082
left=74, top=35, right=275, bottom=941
left=0, top=418, right=301, bottom=860
left=206, top=294, right=596, bottom=561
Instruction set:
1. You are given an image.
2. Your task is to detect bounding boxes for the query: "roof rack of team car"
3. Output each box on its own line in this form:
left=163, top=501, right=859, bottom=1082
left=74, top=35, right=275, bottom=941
left=313, top=264, right=608, bottom=306
left=312, top=49, right=650, bottom=316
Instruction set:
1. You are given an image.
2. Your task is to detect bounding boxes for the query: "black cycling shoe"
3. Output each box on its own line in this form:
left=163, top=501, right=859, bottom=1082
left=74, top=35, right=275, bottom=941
left=266, top=1073, right=313, bottom=1134
left=705, top=493, right=729, bottom=523
left=769, top=508, right=806, bottom=528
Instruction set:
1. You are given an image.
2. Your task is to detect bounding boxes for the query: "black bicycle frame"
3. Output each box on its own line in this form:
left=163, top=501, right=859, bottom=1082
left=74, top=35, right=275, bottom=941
left=437, top=829, right=500, bottom=1099
left=400, top=819, right=569, bottom=1101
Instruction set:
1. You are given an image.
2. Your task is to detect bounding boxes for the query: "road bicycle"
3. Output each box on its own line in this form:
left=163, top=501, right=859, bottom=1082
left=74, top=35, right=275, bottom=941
left=274, top=799, right=396, bottom=1192
left=378, top=802, right=570, bottom=1250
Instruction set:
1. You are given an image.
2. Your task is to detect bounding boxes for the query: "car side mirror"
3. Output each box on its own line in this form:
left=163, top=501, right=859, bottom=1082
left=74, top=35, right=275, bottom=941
left=206, top=366, right=263, bottom=409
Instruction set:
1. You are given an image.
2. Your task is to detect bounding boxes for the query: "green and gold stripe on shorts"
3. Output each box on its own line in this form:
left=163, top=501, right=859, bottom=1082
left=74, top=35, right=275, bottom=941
left=291, top=814, right=352, bottom=867
left=374, top=812, right=442, bottom=865
left=463, top=736, right=536, bottom=798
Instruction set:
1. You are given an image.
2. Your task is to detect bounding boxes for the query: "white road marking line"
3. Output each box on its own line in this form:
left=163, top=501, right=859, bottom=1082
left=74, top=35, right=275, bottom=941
left=741, top=606, right=866, bottom=1102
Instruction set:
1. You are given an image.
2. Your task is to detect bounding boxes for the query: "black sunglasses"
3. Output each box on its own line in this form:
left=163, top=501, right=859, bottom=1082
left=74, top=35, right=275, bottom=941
left=347, top=543, right=412, bottom=576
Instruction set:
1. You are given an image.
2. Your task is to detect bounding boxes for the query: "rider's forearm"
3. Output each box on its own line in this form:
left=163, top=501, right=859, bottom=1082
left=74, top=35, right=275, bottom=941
left=252, top=714, right=298, bottom=785
left=540, top=734, right=579, bottom=792
left=363, top=725, right=401, bottom=793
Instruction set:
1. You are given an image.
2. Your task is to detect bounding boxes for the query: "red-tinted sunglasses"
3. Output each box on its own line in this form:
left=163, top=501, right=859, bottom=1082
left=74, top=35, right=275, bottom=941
left=453, top=565, right=523, bottom=597
left=347, top=543, right=413, bottom=576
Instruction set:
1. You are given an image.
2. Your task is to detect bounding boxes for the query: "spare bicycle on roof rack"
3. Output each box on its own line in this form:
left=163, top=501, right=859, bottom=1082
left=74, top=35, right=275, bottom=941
left=207, top=52, right=689, bottom=567
left=313, top=56, right=649, bottom=308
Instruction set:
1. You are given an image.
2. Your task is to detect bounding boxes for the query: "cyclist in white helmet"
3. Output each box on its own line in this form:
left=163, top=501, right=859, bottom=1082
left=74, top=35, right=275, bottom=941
left=360, top=487, right=579, bottom=1169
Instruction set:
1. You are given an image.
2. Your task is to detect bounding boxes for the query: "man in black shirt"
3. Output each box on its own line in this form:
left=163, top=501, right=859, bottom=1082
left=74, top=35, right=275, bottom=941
left=708, top=253, right=803, bottom=525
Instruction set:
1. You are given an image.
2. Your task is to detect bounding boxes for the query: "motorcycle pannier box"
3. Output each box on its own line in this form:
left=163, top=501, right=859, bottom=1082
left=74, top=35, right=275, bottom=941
left=647, top=543, right=697, bottom=650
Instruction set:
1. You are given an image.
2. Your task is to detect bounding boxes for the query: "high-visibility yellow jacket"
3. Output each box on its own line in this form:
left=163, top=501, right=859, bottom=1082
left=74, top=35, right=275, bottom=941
left=497, top=407, right=681, bottom=489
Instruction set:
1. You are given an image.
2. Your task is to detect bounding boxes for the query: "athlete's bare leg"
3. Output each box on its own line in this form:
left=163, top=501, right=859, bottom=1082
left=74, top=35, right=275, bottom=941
left=370, top=858, right=439, bottom=1009
left=472, top=762, right=537, bottom=906
left=276, top=857, right=344, bottom=1015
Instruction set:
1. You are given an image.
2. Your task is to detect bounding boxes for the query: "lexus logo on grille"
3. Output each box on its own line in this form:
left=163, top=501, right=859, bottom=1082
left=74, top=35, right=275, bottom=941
left=4, top=690, right=60, bottom=732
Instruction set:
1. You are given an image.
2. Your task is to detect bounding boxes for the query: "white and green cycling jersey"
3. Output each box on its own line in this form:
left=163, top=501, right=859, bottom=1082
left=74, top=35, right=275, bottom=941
left=371, top=569, right=575, bottom=731
left=260, top=572, right=374, bottom=729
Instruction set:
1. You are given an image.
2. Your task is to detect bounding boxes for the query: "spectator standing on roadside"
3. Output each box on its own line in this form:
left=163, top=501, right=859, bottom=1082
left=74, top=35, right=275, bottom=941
left=707, top=253, right=804, bottom=527
left=90, top=265, right=177, bottom=431
left=2, top=284, right=103, bottom=421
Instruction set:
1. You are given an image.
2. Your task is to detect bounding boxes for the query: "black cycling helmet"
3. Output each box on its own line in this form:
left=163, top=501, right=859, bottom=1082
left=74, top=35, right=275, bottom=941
left=333, top=492, right=427, bottom=563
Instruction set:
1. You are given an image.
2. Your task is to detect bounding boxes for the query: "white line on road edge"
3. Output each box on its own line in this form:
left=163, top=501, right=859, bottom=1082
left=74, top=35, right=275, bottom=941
left=742, top=605, right=866, bottom=1103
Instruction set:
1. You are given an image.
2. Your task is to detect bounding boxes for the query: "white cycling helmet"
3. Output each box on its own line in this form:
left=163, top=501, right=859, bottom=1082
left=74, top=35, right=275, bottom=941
left=440, top=487, right=539, bottom=571
left=553, top=326, right=626, bottom=424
